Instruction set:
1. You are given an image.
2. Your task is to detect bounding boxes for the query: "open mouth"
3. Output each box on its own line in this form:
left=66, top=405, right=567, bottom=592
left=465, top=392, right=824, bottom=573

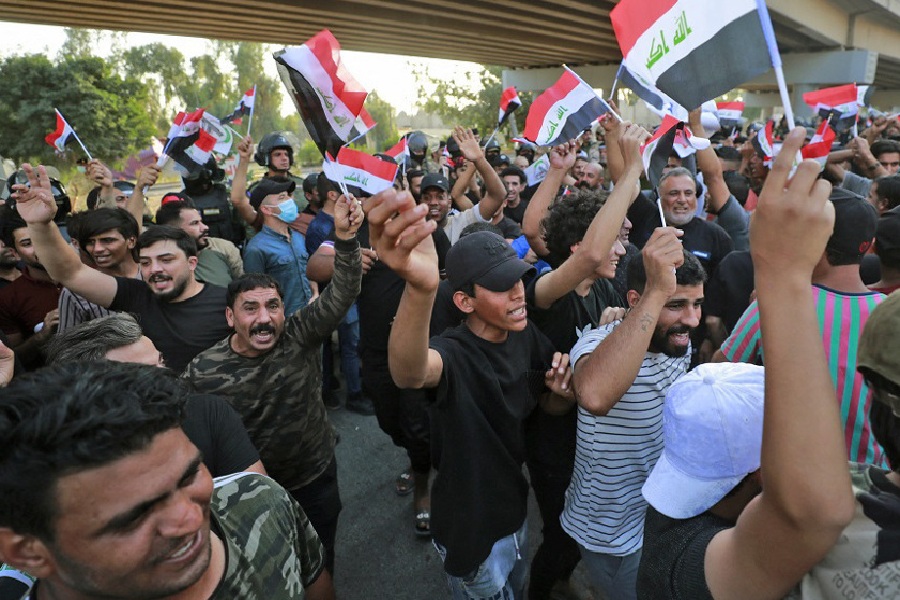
left=160, top=529, right=202, bottom=565
left=669, top=332, right=690, bottom=346
left=508, top=305, right=527, bottom=319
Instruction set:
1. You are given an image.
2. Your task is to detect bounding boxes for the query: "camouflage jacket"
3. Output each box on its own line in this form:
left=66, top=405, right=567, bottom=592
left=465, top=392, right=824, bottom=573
left=211, top=473, right=325, bottom=598
left=183, top=238, right=361, bottom=491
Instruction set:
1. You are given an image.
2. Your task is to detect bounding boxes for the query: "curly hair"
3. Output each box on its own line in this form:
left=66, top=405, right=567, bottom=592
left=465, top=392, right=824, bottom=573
left=0, top=361, right=188, bottom=541
left=541, top=188, right=610, bottom=268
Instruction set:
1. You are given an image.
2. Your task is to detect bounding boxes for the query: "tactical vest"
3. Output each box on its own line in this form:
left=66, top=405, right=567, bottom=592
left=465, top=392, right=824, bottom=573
left=190, top=184, right=242, bottom=245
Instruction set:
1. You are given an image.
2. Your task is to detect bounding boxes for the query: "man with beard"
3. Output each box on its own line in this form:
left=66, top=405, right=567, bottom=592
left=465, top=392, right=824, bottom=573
left=0, top=235, right=20, bottom=289
left=57, top=208, right=141, bottom=333
left=183, top=192, right=363, bottom=577
left=562, top=236, right=706, bottom=600
left=0, top=208, right=60, bottom=369
left=13, top=163, right=231, bottom=373
left=155, top=200, right=243, bottom=287
left=0, top=361, right=334, bottom=600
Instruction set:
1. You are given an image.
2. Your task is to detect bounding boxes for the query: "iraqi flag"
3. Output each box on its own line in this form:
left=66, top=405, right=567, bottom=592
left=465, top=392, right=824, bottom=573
left=611, top=0, right=779, bottom=111
left=45, top=109, right=75, bottom=153
left=803, top=84, right=860, bottom=133
left=274, top=30, right=368, bottom=158
left=522, top=67, right=612, bottom=146
left=220, top=87, right=255, bottom=125
left=384, top=137, right=409, bottom=163
left=616, top=63, right=685, bottom=118
left=200, top=112, right=234, bottom=155
left=523, top=154, right=551, bottom=187
left=322, top=147, right=398, bottom=196
left=801, top=121, right=836, bottom=169
left=498, top=86, right=522, bottom=128
left=716, top=101, right=745, bottom=128
left=641, top=115, right=709, bottom=187
left=348, top=108, right=377, bottom=141
left=751, top=120, right=777, bottom=168
left=165, top=109, right=217, bottom=174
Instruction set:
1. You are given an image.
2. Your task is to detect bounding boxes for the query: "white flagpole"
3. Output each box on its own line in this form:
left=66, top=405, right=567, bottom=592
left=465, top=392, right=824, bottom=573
left=58, top=109, right=93, bottom=160
left=225, top=124, right=244, bottom=139
left=246, top=84, right=257, bottom=139
left=483, top=126, right=499, bottom=149
left=345, top=124, right=376, bottom=147
left=656, top=196, right=668, bottom=228
left=756, top=0, right=795, bottom=129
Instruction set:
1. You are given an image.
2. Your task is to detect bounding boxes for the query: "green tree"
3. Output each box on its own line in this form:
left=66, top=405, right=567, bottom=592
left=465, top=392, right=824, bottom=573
left=0, top=54, right=156, bottom=164
left=413, top=64, right=533, bottom=139
left=362, top=91, right=399, bottom=152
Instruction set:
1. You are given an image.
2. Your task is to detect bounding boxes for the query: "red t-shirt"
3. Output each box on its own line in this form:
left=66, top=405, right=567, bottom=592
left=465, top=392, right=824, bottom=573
left=0, top=267, right=61, bottom=337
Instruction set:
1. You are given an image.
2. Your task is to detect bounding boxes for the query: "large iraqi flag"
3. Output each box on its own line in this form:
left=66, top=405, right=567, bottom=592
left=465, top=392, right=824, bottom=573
left=522, top=67, right=612, bottom=147
left=274, top=30, right=368, bottom=158
left=611, top=0, right=778, bottom=111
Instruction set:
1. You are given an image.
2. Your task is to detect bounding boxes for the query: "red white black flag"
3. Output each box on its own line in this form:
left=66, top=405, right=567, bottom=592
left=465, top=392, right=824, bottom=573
left=274, top=30, right=368, bottom=158
left=498, top=86, right=522, bottom=128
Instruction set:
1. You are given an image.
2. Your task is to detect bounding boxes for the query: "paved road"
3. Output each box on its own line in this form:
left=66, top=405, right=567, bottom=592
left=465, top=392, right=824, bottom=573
left=328, top=404, right=599, bottom=600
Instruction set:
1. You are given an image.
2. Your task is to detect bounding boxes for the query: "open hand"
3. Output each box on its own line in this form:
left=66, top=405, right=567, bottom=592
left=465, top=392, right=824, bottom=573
left=453, top=127, right=484, bottom=162
left=13, top=164, right=58, bottom=224
left=367, top=189, right=439, bottom=291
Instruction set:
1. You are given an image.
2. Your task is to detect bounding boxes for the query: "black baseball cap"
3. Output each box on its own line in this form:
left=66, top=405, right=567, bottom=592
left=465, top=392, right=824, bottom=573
left=446, top=231, right=535, bottom=292
left=421, top=173, right=449, bottom=193
left=827, top=188, right=876, bottom=259
left=250, top=177, right=296, bottom=209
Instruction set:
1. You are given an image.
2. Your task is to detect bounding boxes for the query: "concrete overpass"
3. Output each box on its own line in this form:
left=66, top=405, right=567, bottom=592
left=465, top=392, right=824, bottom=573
left=3, top=0, right=900, bottom=113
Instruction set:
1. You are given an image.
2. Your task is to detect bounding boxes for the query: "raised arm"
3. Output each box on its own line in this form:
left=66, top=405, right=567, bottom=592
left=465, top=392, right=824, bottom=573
left=449, top=158, right=476, bottom=211
left=85, top=159, right=116, bottom=209
left=130, top=164, right=161, bottom=228
left=368, top=189, right=443, bottom=389
left=704, top=128, right=855, bottom=599
left=532, top=124, right=647, bottom=309
left=688, top=110, right=730, bottom=214
left=453, top=127, right=506, bottom=220
left=573, top=227, right=685, bottom=415
left=599, top=101, right=626, bottom=183
left=523, top=140, right=577, bottom=256
left=15, top=164, right=118, bottom=308
left=231, top=136, right=262, bottom=230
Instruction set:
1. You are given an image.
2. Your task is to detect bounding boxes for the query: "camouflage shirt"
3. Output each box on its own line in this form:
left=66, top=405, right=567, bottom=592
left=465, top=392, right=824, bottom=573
left=183, top=238, right=361, bottom=492
left=210, top=473, right=325, bottom=598
left=13, top=474, right=325, bottom=599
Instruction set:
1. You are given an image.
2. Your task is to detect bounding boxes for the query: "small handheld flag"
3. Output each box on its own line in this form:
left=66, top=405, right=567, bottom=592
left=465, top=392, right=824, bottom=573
left=45, top=109, right=92, bottom=160
left=498, top=86, right=522, bottom=129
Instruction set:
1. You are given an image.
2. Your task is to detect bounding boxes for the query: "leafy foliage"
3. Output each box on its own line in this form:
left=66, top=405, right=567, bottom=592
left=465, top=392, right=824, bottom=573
left=0, top=54, right=156, bottom=164
left=413, top=64, right=533, bottom=139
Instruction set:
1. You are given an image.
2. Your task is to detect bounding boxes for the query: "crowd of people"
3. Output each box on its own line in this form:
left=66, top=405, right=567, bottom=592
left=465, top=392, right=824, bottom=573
left=0, top=92, right=899, bottom=600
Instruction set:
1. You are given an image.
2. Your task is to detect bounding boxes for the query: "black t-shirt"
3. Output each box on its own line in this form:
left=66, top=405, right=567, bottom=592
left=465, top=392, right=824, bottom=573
left=429, top=322, right=556, bottom=577
left=356, top=221, right=450, bottom=363
left=182, top=394, right=261, bottom=477
left=628, top=193, right=734, bottom=277
left=110, top=278, right=231, bottom=373
left=524, top=275, right=624, bottom=469
left=703, top=250, right=754, bottom=333
left=637, top=506, right=732, bottom=600
left=504, top=198, right=530, bottom=226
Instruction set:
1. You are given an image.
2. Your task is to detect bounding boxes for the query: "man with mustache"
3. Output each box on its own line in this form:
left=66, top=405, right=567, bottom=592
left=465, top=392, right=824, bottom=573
left=562, top=236, right=706, bottom=600
left=12, top=164, right=231, bottom=373
left=183, top=192, right=363, bottom=578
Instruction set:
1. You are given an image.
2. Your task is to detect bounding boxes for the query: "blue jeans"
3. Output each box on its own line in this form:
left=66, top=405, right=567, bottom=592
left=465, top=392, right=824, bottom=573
left=578, top=545, right=641, bottom=600
left=337, top=303, right=361, bottom=395
left=436, top=521, right=528, bottom=600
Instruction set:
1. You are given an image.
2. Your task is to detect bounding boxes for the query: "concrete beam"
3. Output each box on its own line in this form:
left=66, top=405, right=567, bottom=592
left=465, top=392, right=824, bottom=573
left=502, top=64, right=619, bottom=93
left=744, top=50, right=878, bottom=87
left=872, top=89, right=900, bottom=112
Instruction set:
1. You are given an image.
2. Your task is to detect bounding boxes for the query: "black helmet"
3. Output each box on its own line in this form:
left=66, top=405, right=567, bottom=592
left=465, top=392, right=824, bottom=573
left=482, top=137, right=501, bottom=155
left=182, top=157, right=225, bottom=196
left=4, top=170, right=71, bottom=219
left=407, top=131, right=428, bottom=156
left=445, top=136, right=461, bottom=159
left=516, top=141, right=536, bottom=156
left=255, top=132, right=294, bottom=168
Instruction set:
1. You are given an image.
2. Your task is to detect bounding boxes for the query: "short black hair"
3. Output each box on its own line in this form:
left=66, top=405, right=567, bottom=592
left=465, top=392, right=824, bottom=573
left=871, top=139, right=900, bottom=160
left=137, top=225, right=197, bottom=258
left=874, top=176, right=900, bottom=211
left=627, top=249, right=707, bottom=294
left=0, top=361, right=188, bottom=541
left=226, top=273, right=284, bottom=308
left=541, top=189, right=610, bottom=268
left=76, top=208, right=140, bottom=250
left=406, top=168, right=425, bottom=188
left=499, top=166, right=526, bottom=184
left=154, top=199, right=196, bottom=226
left=316, top=174, right=340, bottom=201
left=0, top=206, right=27, bottom=248
left=723, top=171, right=751, bottom=206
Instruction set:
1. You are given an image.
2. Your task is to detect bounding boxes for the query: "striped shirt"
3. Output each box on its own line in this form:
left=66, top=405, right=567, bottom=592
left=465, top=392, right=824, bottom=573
left=720, top=284, right=886, bottom=465
left=563, top=321, right=690, bottom=556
